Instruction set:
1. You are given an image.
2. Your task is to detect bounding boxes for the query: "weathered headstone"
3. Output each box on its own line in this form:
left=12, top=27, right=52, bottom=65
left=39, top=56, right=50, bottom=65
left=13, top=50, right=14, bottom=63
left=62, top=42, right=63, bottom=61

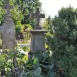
left=30, top=8, right=47, bottom=53
left=2, top=0, right=16, bottom=52
left=33, top=8, right=45, bottom=29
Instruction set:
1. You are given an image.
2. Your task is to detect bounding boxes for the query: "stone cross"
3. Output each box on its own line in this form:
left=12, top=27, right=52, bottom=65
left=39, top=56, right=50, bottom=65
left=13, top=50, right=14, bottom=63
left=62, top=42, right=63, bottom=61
left=33, top=8, right=45, bottom=29
left=4, top=0, right=13, bottom=15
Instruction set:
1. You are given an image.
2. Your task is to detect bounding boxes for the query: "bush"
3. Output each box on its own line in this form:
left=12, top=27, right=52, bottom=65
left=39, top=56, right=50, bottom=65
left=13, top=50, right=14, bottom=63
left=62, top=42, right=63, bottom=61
left=47, top=7, right=77, bottom=77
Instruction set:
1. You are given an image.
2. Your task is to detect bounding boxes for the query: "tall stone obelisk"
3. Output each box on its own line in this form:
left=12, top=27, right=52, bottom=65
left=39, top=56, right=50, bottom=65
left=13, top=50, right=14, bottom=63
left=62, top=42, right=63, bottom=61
left=2, top=0, right=16, bottom=52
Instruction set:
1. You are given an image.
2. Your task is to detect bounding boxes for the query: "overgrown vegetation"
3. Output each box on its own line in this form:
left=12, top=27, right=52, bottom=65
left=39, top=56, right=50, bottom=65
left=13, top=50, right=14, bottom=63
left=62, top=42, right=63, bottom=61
left=0, top=49, right=57, bottom=77
left=47, top=6, right=77, bottom=77
left=0, top=0, right=77, bottom=77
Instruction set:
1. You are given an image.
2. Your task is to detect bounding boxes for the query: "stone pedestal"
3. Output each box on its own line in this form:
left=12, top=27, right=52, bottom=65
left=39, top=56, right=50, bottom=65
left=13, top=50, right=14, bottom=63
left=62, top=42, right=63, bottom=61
left=30, top=29, right=47, bottom=52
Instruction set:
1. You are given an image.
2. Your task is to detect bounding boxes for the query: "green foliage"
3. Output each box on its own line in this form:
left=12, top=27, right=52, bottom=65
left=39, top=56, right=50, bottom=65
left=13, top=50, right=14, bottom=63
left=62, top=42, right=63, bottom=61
left=24, top=24, right=32, bottom=30
left=0, top=54, right=7, bottom=70
left=11, top=0, right=41, bottom=41
left=24, top=50, right=57, bottom=77
left=0, top=1, right=5, bottom=26
left=42, top=16, right=52, bottom=30
left=47, top=6, right=77, bottom=77
left=0, top=49, right=57, bottom=77
left=0, top=49, right=28, bottom=76
left=12, top=0, right=41, bottom=27
left=0, top=39, right=2, bottom=48
left=22, top=46, right=29, bottom=51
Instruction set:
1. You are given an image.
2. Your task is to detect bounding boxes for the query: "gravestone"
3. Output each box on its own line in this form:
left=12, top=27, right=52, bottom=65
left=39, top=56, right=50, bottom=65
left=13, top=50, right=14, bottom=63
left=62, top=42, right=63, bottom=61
left=2, top=0, right=16, bottom=52
left=30, top=8, right=47, bottom=53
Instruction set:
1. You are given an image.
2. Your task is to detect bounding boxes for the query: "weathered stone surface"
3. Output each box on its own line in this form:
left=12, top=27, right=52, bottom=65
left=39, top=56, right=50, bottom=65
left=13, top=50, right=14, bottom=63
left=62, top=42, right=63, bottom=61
left=2, top=0, right=16, bottom=51
left=30, top=30, right=47, bottom=52
left=2, top=15, right=16, bottom=50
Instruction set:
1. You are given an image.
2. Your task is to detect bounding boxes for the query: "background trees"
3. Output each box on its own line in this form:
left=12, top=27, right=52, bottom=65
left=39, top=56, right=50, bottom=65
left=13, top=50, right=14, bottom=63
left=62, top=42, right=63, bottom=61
left=12, top=0, right=41, bottom=27
left=12, top=0, right=41, bottom=40
left=47, top=6, right=77, bottom=77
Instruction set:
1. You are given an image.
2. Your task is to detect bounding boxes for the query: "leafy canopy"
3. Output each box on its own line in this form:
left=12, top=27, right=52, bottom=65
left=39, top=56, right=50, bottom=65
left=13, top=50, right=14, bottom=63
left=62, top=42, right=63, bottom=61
left=47, top=6, right=77, bottom=77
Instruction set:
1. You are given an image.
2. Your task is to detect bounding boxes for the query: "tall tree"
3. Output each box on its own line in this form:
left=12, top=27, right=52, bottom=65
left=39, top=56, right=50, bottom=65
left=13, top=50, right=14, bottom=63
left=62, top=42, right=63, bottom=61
left=47, top=6, right=77, bottom=77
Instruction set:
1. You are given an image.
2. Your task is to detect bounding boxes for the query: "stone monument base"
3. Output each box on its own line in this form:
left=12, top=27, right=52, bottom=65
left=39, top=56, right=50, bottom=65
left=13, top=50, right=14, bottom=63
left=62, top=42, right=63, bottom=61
left=30, top=29, right=47, bottom=52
